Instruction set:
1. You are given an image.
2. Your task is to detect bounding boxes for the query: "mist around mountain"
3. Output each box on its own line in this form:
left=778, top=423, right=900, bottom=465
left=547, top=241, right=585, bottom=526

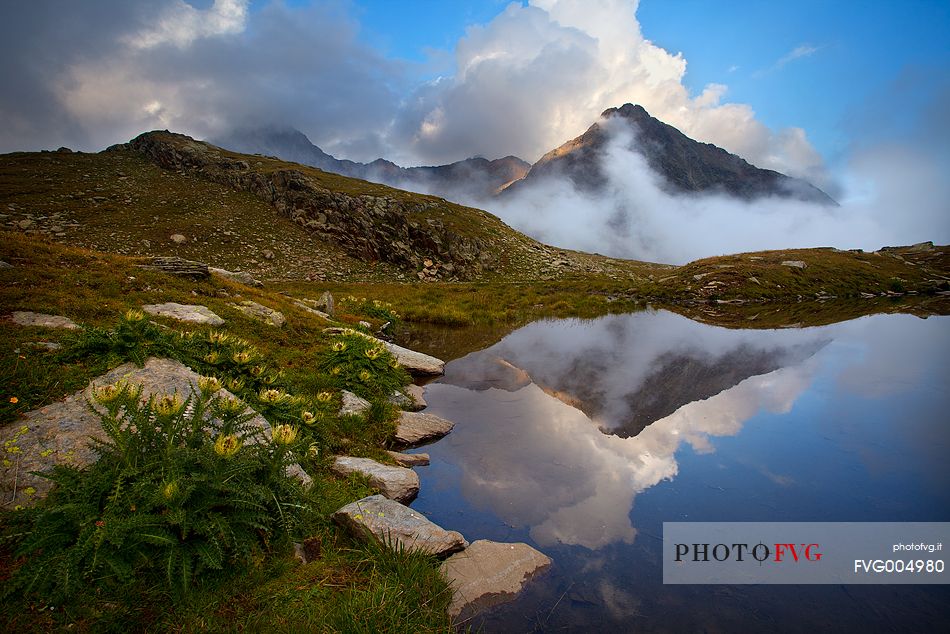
left=505, top=104, right=837, bottom=206
left=214, top=104, right=835, bottom=209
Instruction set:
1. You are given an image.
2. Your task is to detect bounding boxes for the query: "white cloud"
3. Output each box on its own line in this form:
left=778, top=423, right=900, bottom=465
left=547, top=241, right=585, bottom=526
left=393, top=0, right=829, bottom=182
left=126, top=0, right=249, bottom=49
left=753, top=42, right=823, bottom=78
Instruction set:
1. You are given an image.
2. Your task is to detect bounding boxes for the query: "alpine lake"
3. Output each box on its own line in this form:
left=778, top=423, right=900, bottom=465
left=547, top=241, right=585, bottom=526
left=402, top=305, right=949, bottom=632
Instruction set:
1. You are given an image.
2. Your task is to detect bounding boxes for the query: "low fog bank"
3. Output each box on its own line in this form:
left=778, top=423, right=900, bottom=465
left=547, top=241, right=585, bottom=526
left=483, top=126, right=950, bottom=264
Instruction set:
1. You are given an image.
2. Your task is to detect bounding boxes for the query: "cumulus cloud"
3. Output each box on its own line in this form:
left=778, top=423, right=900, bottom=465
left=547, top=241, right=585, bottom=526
left=393, top=0, right=829, bottom=183
left=0, top=0, right=403, bottom=156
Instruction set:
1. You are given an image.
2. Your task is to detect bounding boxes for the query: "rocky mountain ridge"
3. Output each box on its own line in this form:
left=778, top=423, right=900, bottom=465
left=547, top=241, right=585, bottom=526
left=505, top=104, right=837, bottom=205
left=211, top=127, right=530, bottom=201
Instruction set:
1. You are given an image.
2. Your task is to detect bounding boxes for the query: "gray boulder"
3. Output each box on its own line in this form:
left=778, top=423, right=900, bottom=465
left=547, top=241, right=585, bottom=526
left=332, top=494, right=467, bottom=556
left=441, top=540, right=552, bottom=619
left=142, top=302, right=225, bottom=326
left=339, top=390, right=372, bottom=416
left=394, top=411, right=454, bottom=447
left=210, top=267, right=264, bottom=288
left=781, top=260, right=807, bottom=269
left=331, top=456, right=419, bottom=503
left=11, top=311, right=79, bottom=330
left=232, top=300, right=285, bottom=327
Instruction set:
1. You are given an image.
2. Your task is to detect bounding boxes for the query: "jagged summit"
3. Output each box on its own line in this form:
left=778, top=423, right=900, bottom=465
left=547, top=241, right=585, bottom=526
left=508, top=103, right=837, bottom=205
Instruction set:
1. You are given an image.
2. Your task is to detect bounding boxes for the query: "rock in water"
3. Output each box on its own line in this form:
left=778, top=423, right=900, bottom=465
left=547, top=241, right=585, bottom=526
left=441, top=540, right=552, bottom=619
left=142, top=302, right=225, bottom=326
left=331, top=456, right=420, bottom=503
left=11, top=311, right=79, bottom=330
left=383, top=342, right=445, bottom=376
left=385, top=450, right=430, bottom=467
left=332, top=494, right=467, bottom=556
left=232, top=300, right=285, bottom=326
left=394, top=411, right=455, bottom=447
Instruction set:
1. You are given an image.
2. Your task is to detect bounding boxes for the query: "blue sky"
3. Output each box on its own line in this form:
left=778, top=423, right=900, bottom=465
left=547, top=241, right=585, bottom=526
left=325, top=0, right=950, bottom=165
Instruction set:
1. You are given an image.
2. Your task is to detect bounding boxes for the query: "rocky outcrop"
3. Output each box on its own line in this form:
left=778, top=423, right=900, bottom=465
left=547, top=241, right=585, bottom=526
left=0, top=358, right=278, bottom=507
left=11, top=311, right=79, bottom=330
left=210, top=267, right=263, bottom=288
left=332, top=494, right=467, bottom=556
left=331, top=456, right=420, bottom=503
left=441, top=540, right=552, bottom=619
left=142, top=302, right=225, bottom=326
left=137, top=256, right=210, bottom=279
left=123, top=132, right=498, bottom=280
left=394, top=411, right=455, bottom=447
left=231, top=300, right=285, bottom=326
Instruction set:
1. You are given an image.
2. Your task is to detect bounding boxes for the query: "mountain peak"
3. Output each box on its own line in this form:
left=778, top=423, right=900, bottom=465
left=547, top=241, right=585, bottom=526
left=509, top=103, right=836, bottom=205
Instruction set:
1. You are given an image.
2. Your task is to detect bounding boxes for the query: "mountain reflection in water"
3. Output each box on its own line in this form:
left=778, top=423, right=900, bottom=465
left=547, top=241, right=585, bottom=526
left=411, top=310, right=950, bottom=632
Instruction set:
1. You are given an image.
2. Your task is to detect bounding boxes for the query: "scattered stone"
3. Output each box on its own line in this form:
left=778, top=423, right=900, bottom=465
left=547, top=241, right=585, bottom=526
left=316, top=291, right=335, bottom=316
left=17, top=219, right=34, bottom=230
left=11, top=311, right=80, bottom=330
left=781, top=260, right=807, bottom=269
left=441, top=540, right=552, bottom=619
left=292, top=537, right=323, bottom=564
left=389, top=384, right=426, bottom=411
left=26, top=341, right=61, bottom=351
left=285, top=463, right=313, bottom=488
left=263, top=249, right=275, bottom=260
left=293, top=301, right=331, bottom=320
left=331, top=457, right=420, bottom=503
left=232, top=300, right=285, bottom=327
left=394, top=411, right=455, bottom=447
left=340, top=390, right=371, bottom=416
left=170, top=233, right=188, bottom=244
left=138, top=256, right=210, bottom=279
left=359, top=320, right=372, bottom=329
left=0, top=260, right=11, bottom=268
left=332, top=494, right=467, bottom=557
left=386, top=450, right=430, bottom=467
left=142, top=302, right=225, bottom=326
left=209, top=267, right=264, bottom=288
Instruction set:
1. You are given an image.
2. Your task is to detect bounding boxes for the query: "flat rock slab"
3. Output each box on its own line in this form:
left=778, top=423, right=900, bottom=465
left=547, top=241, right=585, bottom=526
left=324, top=328, right=444, bottom=376
left=340, top=390, right=371, bottom=416
left=386, top=450, right=430, bottom=467
left=781, top=260, right=807, bottom=269
left=143, top=302, right=225, bottom=326
left=441, top=540, right=552, bottom=619
left=0, top=357, right=283, bottom=508
left=293, top=301, right=331, bottom=320
left=331, top=456, right=419, bottom=503
left=232, top=300, right=285, bottom=327
left=394, top=411, right=454, bottom=447
left=384, top=342, right=444, bottom=377
left=210, top=267, right=263, bottom=288
left=11, top=311, right=79, bottom=330
left=332, top=494, right=467, bottom=557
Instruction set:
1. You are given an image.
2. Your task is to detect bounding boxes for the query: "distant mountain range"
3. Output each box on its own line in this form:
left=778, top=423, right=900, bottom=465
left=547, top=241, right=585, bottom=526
left=211, top=127, right=529, bottom=201
left=212, top=103, right=836, bottom=206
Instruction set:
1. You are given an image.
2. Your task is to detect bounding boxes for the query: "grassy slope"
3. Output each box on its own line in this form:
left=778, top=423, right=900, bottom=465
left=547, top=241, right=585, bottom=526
left=0, top=233, right=458, bottom=631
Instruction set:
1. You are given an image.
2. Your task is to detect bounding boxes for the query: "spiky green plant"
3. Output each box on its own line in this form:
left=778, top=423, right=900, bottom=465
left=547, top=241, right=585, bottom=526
left=318, top=333, right=410, bottom=400
left=4, top=381, right=309, bottom=603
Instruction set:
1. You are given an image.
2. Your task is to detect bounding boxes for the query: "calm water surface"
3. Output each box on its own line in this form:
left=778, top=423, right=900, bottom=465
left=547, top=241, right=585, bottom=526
left=409, top=310, right=949, bottom=632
